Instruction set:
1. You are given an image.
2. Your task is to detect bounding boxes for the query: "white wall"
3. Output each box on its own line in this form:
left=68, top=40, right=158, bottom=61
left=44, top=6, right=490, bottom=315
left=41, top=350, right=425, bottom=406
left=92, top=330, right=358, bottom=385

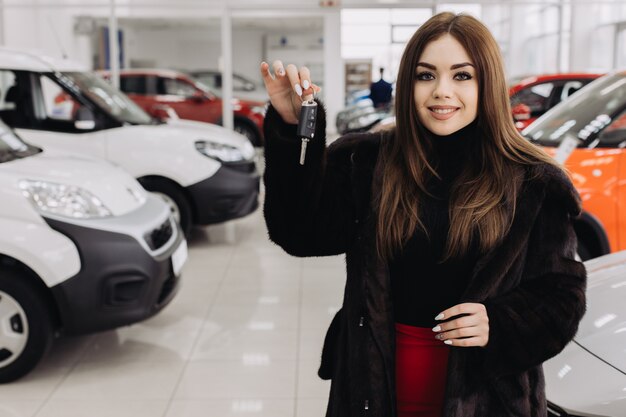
left=3, top=6, right=94, bottom=68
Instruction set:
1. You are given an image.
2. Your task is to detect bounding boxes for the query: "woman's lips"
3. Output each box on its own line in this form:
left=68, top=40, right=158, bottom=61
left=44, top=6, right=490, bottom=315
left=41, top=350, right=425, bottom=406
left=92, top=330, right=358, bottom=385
left=428, top=106, right=460, bottom=121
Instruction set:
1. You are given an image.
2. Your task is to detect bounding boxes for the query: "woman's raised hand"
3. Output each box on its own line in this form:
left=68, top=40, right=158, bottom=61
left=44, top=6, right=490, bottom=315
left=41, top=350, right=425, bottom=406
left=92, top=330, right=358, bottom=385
left=260, top=61, right=321, bottom=125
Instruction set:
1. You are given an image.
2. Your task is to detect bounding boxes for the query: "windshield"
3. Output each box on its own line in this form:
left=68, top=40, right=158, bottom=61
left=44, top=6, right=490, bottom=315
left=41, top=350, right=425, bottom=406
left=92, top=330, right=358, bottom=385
left=59, top=72, right=153, bottom=125
left=0, top=119, right=39, bottom=163
left=523, top=72, right=626, bottom=147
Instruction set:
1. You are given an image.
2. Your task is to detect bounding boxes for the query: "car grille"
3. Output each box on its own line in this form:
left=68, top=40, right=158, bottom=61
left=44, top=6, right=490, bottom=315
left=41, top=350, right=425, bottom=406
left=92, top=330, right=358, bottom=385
left=145, top=218, right=173, bottom=251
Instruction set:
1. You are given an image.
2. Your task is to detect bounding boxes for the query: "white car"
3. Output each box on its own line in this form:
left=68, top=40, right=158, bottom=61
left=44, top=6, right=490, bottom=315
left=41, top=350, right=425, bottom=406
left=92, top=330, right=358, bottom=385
left=545, top=250, right=626, bottom=416
left=0, top=48, right=260, bottom=235
left=0, top=119, right=187, bottom=383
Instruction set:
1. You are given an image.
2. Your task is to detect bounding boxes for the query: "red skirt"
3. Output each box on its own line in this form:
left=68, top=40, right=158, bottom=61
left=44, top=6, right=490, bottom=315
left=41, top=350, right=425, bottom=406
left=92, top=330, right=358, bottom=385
left=395, top=323, right=450, bottom=417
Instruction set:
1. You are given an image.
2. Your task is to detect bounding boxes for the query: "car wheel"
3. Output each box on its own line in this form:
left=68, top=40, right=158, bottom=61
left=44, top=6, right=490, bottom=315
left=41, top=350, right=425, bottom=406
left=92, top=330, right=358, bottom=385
left=0, top=270, right=53, bottom=383
left=576, top=239, right=592, bottom=261
left=234, top=121, right=260, bottom=147
left=140, top=180, right=192, bottom=237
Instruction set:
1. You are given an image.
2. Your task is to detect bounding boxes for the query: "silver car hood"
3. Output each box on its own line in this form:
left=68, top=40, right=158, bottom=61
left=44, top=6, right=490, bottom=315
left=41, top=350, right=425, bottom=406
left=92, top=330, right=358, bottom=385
left=544, top=342, right=626, bottom=416
left=573, top=251, right=626, bottom=374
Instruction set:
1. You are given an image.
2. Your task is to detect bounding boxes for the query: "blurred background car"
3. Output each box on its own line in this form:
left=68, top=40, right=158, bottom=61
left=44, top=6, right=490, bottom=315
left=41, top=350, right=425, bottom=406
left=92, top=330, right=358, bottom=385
left=545, top=250, right=626, bottom=417
left=100, top=69, right=266, bottom=146
left=510, top=73, right=602, bottom=131
left=523, top=71, right=626, bottom=260
left=187, top=69, right=268, bottom=103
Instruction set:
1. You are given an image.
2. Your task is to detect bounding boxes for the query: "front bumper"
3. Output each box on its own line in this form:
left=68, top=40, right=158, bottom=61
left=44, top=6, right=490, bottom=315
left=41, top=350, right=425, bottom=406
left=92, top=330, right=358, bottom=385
left=45, top=197, right=186, bottom=335
left=187, top=163, right=260, bottom=225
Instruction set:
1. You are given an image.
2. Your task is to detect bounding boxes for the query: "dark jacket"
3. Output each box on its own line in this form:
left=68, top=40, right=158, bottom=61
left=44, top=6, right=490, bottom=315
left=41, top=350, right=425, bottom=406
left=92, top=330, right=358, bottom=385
left=262, top=102, right=587, bottom=417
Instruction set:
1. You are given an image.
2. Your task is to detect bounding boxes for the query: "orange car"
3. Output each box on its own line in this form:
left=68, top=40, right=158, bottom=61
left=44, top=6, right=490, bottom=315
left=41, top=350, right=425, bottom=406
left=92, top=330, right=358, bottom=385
left=510, top=73, right=602, bottom=131
left=523, top=71, right=626, bottom=260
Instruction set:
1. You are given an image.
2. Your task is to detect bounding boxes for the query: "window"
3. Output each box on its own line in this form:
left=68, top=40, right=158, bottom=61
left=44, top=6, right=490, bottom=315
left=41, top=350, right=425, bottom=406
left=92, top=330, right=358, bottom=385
left=511, top=82, right=555, bottom=116
left=0, top=71, right=17, bottom=111
left=162, top=78, right=197, bottom=97
left=40, top=76, right=77, bottom=121
left=120, top=76, right=147, bottom=95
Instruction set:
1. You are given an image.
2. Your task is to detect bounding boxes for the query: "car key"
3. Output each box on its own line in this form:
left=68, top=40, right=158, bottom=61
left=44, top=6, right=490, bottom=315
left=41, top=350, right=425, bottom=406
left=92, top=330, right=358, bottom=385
left=297, top=99, right=317, bottom=165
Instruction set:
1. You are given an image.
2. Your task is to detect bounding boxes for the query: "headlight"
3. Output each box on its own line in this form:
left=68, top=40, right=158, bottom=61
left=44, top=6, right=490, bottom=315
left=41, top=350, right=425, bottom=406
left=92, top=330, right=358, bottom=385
left=19, top=179, right=112, bottom=219
left=195, top=140, right=245, bottom=162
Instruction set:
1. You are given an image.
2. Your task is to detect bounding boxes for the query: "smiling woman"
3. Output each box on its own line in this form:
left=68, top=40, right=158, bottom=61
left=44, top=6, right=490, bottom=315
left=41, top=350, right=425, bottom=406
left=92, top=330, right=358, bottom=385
left=260, top=11, right=587, bottom=417
left=412, top=36, right=478, bottom=136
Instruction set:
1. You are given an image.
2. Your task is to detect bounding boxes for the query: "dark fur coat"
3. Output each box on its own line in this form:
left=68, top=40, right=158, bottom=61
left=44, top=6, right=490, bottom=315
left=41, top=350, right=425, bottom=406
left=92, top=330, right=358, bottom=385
left=262, top=102, right=587, bottom=417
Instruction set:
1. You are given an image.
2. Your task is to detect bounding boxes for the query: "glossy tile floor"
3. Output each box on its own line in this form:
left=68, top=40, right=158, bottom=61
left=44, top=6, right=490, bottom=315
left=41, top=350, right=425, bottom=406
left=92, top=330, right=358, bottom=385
left=1, top=187, right=346, bottom=416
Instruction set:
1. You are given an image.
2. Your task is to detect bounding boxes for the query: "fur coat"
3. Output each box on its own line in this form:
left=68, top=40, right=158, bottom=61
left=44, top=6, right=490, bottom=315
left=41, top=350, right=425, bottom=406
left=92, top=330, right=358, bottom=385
left=262, top=102, right=587, bottom=417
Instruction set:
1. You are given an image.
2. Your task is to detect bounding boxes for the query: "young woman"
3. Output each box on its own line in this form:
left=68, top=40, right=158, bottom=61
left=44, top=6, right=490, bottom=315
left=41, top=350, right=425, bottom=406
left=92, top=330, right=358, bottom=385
left=260, top=12, right=587, bottom=417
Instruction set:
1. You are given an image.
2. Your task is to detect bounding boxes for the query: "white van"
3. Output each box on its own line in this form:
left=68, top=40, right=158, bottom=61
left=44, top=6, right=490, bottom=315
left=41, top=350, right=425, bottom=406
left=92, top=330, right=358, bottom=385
left=0, top=48, right=260, bottom=235
left=0, top=119, right=187, bottom=382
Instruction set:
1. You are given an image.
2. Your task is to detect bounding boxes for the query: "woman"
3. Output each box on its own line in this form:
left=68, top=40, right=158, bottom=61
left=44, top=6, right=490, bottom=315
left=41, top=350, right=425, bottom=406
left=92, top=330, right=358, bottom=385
left=260, top=12, right=586, bottom=417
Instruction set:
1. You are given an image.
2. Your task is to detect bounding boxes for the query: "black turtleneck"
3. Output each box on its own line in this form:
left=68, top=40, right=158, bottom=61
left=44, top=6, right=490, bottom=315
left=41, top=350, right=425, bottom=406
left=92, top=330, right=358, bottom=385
left=389, top=120, right=481, bottom=328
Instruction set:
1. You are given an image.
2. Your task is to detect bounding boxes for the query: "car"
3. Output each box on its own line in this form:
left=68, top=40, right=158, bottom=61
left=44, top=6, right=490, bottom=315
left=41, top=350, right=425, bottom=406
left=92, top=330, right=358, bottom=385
left=0, top=118, right=187, bottom=382
left=544, top=250, right=626, bottom=416
left=523, top=71, right=626, bottom=260
left=0, top=48, right=260, bottom=236
left=510, top=73, right=602, bottom=131
left=101, top=69, right=266, bottom=147
left=187, top=69, right=268, bottom=103
left=336, top=104, right=393, bottom=134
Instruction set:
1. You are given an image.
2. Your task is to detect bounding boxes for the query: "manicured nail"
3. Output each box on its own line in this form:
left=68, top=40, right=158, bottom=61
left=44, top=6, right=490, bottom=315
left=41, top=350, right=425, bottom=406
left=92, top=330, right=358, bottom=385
left=302, top=80, right=310, bottom=89
left=432, top=325, right=441, bottom=332
left=444, top=340, right=453, bottom=345
left=435, top=313, right=444, bottom=320
left=294, top=84, right=303, bottom=96
left=278, top=68, right=285, bottom=76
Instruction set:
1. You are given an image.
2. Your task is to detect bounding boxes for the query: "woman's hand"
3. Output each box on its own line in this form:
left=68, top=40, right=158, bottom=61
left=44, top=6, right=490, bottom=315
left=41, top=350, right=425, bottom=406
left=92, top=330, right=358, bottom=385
left=260, top=60, right=321, bottom=125
left=432, top=303, right=489, bottom=347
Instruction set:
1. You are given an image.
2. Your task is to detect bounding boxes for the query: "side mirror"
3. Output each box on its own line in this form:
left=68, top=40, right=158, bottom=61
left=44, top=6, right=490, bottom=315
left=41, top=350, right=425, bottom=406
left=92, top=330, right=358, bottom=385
left=74, top=106, right=96, bottom=130
left=190, top=90, right=207, bottom=103
left=512, top=103, right=531, bottom=121
left=152, top=105, right=179, bottom=120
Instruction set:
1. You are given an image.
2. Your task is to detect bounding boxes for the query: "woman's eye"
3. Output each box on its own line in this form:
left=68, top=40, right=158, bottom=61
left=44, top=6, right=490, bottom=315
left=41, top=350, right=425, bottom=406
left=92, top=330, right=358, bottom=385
left=454, top=72, right=473, bottom=81
left=416, top=72, right=434, bottom=81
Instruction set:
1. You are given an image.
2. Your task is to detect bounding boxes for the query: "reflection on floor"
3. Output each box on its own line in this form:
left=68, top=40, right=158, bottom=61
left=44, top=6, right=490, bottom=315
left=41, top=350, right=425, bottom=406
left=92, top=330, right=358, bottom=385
left=1, top=195, right=346, bottom=417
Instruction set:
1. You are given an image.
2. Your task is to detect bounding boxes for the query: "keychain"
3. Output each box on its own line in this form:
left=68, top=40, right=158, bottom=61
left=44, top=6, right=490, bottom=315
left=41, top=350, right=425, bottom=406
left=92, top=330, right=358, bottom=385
left=297, top=99, right=317, bottom=165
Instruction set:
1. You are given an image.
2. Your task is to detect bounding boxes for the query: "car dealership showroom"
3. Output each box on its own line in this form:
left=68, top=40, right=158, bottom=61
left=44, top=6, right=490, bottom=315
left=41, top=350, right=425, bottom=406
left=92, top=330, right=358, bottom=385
left=0, top=0, right=626, bottom=416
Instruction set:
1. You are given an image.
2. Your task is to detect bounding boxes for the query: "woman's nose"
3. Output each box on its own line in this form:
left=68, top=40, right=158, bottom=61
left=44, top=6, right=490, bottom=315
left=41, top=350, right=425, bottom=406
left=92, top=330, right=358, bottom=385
left=432, top=79, right=453, bottom=99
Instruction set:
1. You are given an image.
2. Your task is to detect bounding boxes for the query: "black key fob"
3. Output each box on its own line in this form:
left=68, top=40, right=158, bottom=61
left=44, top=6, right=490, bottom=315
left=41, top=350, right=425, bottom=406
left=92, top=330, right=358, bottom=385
left=297, top=100, right=317, bottom=140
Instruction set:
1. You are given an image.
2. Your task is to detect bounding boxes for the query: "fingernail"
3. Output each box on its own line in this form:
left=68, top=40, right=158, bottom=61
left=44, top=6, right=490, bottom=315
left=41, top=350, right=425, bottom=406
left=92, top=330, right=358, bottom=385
left=294, top=84, right=303, bottom=96
left=302, top=80, right=310, bottom=89
left=435, top=313, right=444, bottom=320
left=432, top=325, right=441, bottom=332
left=444, top=340, right=453, bottom=345
left=278, top=68, right=285, bottom=76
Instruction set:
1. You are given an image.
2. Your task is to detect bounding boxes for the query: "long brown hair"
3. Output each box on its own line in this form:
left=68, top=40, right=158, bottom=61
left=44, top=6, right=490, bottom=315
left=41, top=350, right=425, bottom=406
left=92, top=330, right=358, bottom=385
left=377, top=12, right=561, bottom=261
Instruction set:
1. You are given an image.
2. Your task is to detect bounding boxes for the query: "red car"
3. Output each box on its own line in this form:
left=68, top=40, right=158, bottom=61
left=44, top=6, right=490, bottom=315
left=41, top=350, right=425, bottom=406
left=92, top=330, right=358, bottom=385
left=100, top=69, right=266, bottom=146
left=509, top=73, right=602, bottom=131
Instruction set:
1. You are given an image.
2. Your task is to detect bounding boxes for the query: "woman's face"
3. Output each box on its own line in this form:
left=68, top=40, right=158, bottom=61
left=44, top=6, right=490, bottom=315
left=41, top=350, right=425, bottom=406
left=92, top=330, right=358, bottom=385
left=413, top=34, right=478, bottom=136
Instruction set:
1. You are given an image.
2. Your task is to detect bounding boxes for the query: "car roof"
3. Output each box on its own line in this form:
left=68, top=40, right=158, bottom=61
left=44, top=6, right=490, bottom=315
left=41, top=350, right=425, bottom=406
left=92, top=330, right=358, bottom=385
left=0, top=47, right=86, bottom=72
left=99, top=68, right=190, bottom=79
left=509, top=72, right=603, bottom=95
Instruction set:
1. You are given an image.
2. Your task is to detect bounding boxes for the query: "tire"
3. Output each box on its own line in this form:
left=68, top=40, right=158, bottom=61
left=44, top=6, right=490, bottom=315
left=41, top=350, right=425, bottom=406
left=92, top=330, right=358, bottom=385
left=140, top=179, right=193, bottom=237
left=577, top=239, right=592, bottom=261
left=234, top=120, right=260, bottom=147
left=0, top=270, right=53, bottom=383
